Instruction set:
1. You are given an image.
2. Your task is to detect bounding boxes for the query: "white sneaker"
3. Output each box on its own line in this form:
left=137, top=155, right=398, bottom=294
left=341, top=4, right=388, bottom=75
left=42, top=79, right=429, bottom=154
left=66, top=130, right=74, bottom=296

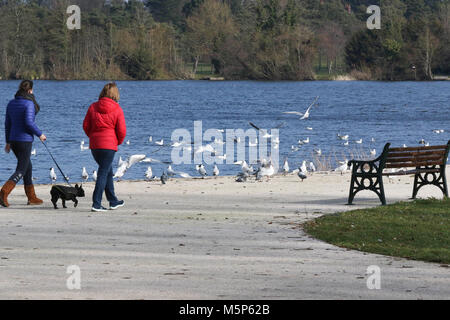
left=91, top=206, right=108, bottom=212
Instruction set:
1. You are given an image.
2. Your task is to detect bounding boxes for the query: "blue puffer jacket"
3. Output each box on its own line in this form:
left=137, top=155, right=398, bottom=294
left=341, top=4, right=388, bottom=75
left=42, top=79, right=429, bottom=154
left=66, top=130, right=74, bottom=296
left=5, top=97, right=42, bottom=143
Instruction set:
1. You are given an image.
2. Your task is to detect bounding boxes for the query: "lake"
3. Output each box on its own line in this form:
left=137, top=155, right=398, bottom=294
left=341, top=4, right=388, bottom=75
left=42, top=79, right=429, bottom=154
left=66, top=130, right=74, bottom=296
left=0, top=80, right=449, bottom=184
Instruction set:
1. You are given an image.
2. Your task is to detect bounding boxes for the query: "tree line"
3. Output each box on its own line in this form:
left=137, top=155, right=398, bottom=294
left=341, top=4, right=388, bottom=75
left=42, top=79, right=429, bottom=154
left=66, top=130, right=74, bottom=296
left=0, top=0, right=448, bottom=81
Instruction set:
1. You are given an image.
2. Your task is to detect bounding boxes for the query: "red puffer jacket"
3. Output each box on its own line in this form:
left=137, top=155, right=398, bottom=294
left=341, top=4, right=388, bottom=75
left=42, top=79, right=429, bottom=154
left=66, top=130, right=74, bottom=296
left=83, top=97, right=126, bottom=151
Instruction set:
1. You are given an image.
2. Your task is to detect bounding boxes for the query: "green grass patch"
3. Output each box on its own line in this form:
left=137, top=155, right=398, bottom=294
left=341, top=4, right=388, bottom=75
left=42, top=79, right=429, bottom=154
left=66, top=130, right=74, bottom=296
left=303, top=198, right=450, bottom=264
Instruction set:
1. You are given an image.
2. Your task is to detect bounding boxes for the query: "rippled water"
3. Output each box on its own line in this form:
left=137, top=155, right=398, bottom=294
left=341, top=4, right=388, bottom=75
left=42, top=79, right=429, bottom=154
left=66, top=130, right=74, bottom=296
left=0, top=80, right=449, bottom=184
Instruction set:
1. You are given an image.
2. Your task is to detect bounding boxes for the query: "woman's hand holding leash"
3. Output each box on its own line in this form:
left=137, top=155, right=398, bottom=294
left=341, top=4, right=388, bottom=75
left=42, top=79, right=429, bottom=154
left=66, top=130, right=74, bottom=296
left=4, top=143, right=10, bottom=154
left=39, top=134, right=47, bottom=142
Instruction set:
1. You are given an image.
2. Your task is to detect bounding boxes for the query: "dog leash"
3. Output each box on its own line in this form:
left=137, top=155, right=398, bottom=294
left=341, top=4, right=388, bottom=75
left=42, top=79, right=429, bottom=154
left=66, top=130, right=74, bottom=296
left=41, top=140, right=73, bottom=187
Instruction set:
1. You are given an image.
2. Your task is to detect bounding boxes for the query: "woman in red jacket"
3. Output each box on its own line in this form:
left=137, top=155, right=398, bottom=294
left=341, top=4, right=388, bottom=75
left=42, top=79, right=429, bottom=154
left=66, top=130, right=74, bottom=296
left=83, top=83, right=126, bottom=212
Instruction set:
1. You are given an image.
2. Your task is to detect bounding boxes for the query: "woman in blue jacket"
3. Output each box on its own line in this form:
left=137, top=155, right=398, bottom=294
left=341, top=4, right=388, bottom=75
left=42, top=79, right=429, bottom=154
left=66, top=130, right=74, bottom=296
left=1, top=80, right=47, bottom=207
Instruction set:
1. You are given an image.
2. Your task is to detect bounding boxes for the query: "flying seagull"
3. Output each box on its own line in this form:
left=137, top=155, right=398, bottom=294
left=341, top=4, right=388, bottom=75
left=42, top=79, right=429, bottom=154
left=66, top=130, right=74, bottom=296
left=283, top=96, right=319, bottom=120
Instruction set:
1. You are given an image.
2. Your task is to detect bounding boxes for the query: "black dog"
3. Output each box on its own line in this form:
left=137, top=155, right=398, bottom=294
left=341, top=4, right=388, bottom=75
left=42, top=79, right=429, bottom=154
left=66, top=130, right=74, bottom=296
left=50, top=184, right=85, bottom=209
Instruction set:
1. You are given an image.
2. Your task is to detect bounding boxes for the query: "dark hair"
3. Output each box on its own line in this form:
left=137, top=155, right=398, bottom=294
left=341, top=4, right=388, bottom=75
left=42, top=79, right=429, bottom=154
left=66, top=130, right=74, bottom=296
left=18, top=80, right=33, bottom=93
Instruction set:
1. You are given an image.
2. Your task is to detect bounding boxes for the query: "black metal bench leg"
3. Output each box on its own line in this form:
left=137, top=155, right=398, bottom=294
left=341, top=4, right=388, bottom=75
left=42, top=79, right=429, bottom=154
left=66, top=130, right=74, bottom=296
left=378, top=176, right=387, bottom=205
left=347, top=174, right=356, bottom=205
left=442, top=169, right=448, bottom=198
left=411, top=173, right=420, bottom=199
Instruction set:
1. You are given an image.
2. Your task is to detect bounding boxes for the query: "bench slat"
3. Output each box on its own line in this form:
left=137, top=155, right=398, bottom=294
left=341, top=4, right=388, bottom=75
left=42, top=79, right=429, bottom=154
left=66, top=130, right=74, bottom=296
left=382, top=168, right=441, bottom=176
left=385, top=161, right=444, bottom=168
left=387, top=150, right=446, bottom=158
left=386, top=155, right=444, bottom=163
left=388, top=145, right=448, bottom=152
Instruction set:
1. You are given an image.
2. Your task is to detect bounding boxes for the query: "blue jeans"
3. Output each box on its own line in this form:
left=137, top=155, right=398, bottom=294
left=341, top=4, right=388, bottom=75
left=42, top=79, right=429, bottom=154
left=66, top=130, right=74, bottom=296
left=9, top=141, right=33, bottom=185
left=91, top=149, right=119, bottom=208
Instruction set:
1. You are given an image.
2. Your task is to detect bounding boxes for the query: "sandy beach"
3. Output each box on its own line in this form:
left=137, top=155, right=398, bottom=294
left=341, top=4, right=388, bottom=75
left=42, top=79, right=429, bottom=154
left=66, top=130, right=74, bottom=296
left=0, top=168, right=449, bottom=300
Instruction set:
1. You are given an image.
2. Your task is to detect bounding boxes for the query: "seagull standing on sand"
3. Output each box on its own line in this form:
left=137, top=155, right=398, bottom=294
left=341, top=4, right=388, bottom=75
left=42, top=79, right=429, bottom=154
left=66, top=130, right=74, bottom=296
left=161, top=172, right=168, bottom=185
left=50, top=168, right=57, bottom=183
left=335, top=160, right=349, bottom=175
left=309, top=162, right=316, bottom=173
left=282, top=159, right=289, bottom=175
left=82, top=167, right=89, bottom=182
left=196, top=164, right=207, bottom=178
left=167, top=165, right=176, bottom=177
left=297, top=170, right=307, bottom=181
left=256, top=159, right=275, bottom=181
left=145, top=166, right=153, bottom=181
left=300, top=161, right=308, bottom=174
left=213, top=165, right=220, bottom=177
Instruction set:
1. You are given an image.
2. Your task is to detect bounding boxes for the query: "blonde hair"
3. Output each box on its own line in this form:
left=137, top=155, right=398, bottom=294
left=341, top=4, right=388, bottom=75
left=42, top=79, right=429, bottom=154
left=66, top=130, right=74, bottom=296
left=99, top=82, right=120, bottom=102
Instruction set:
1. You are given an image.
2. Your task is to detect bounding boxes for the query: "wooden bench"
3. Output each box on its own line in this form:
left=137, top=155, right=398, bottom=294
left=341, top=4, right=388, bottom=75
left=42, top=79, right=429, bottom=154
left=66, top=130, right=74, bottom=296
left=348, top=141, right=450, bottom=205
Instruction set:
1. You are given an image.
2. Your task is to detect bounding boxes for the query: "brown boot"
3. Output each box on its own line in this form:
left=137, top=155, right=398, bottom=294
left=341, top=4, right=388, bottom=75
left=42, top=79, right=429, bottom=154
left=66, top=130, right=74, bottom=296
left=0, top=180, right=16, bottom=207
left=25, top=184, right=43, bottom=205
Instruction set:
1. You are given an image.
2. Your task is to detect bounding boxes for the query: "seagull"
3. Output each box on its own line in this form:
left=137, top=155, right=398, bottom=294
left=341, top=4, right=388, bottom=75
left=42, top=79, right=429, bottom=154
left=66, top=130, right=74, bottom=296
left=335, top=160, right=349, bottom=175
left=167, top=165, right=176, bottom=177
left=171, top=141, right=185, bottom=148
left=282, top=158, right=289, bottom=175
left=80, top=140, right=89, bottom=151
left=213, top=165, right=220, bottom=177
left=31, top=148, right=36, bottom=156
left=81, top=167, right=89, bottom=182
left=195, top=144, right=216, bottom=154
left=256, top=159, right=275, bottom=181
left=127, top=154, right=146, bottom=168
left=306, top=127, right=313, bottom=131
left=160, top=172, right=168, bottom=185
left=343, top=141, right=349, bottom=146
left=355, top=139, right=363, bottom=144
left=118, top=156, right=127, bottom=167
left=236, top=172, right=249, bottom=183
left=196, top=164, right=207, bottom=178
left=178, top=172, right=192, bottom=178
left=249, top=139, right=258, bottom=147
left=313, top=149, right=321, bottom=156
left=241, top=161, right=254, bottom=175
left=370, top=149, right=376, bottom=157
left=92, top=170, right=97, bottom=182
left=155, top=139, right=164, bottom=146
left=145, top=166, right=153, bottom=181
left=298, top=137, right=309, bottom=145
left=283, top=96, right=319, bottom=120
left=50, top=168, right=57, bottom=183
left=300, top=161, right=308, bottom=174
left=217, top=154, right=227, bottom=161
left=297, top=170, right=307, bottom=181
left=309, top=162, right=316, bottom=173
left=114, top=162, right=128, bottom=179
left=148, top=136, right=153, bottom=142
left=337, top=134, right=349, bottom=141
left=419, top=139, right=426, bottom=145
left=125, top=140, right=130, bottom=145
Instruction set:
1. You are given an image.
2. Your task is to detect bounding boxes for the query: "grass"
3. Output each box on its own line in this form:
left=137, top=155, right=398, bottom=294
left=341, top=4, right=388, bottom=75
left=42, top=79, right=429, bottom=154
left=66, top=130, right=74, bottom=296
left=303, top=198, right=450, bottom=264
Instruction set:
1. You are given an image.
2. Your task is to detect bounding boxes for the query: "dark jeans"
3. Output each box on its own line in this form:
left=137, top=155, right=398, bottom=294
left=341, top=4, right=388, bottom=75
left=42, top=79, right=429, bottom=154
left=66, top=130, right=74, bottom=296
left=9, top=141, right=33, bottom=185
left=91, top=149, right=119, bottom=208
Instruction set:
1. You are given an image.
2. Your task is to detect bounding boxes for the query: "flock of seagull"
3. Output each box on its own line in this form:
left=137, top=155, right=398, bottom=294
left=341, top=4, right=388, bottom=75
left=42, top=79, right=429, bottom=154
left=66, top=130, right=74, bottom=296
left=38, top=96, right=446, bottom=185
